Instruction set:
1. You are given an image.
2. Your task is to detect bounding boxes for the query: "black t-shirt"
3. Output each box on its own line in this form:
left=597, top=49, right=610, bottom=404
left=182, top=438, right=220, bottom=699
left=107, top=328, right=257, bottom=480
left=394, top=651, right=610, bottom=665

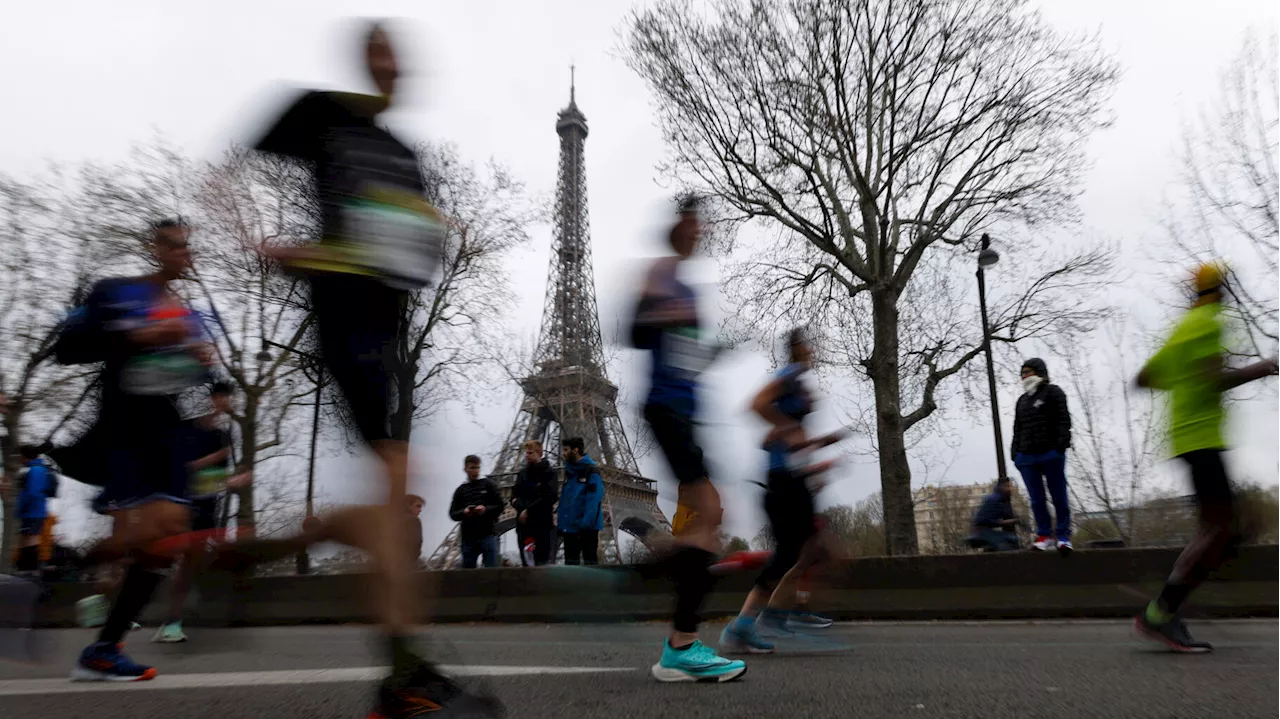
left=254, top=91, right=445, bottom=290
left=185, top=420, right=233, bottom=498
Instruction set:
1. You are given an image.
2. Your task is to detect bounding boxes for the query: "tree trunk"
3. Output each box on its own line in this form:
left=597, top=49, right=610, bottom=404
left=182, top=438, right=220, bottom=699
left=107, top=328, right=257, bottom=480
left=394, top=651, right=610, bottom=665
left=869, top=287, right=919, bottom=556
left=0, top=407, right=20, bottom=572
left=235, top=396, right=258, bottom=538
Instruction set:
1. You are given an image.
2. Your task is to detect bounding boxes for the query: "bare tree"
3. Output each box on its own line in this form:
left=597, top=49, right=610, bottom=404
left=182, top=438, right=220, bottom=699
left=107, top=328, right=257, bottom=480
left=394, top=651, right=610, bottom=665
left=0, top=167, right=130, bottom=569
left=1058, top=320, right=1163, bottom=546
left=624, top=0, right=1119, bottom=554
left=190, top=147, right=319, bottom=536
left=823, top=494, right=885, bottom=557
left=388, top=143, right=536, bottom=441
left=1166, top=28, right=1277, bottom=360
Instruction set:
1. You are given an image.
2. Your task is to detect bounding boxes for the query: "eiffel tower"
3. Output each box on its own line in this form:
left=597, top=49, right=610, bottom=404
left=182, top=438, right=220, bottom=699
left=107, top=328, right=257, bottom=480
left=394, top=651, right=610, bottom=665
left=427, top=72, right=670, bottom=568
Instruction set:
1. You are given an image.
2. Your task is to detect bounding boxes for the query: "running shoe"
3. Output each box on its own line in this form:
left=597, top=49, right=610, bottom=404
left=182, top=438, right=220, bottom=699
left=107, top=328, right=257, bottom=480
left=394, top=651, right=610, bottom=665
left=1057, top=538, right=1073, bottom=555
left=719, top=619, right=775, bottom=654
left=152, top=620, right=188, bottom=643
left=1032, top=535, right=1054, bottom=551
left=651, top=639, right=747, bottom=683
left=368, top=660, right=504, bottom=718
left=76, top=594, right=109, bottom=628
left=70, top=641, right=157, bottom=682
left=1134, top=614, right=1213, bottom=654
left=787, top=611, right=834, bottom=630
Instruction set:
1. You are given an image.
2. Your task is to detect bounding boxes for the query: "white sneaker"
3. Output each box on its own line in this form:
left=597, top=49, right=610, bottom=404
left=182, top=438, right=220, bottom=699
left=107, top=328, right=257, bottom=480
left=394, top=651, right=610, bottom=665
left=151, top=621, right=187, bottom=643
left=76, top=595, right=109, bottom=628
left=1032, top=536, right=1056, bottom=551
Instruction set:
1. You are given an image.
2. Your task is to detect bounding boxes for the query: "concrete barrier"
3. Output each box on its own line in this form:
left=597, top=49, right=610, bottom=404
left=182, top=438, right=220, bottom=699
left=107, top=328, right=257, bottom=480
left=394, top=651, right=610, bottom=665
left=34, top=545, right=1277, bottom=627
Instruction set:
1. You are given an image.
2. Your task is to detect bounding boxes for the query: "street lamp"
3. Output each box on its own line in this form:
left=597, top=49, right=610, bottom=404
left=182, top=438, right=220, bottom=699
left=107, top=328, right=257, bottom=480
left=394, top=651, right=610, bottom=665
left=261, top=339, right=325, bottom=575
left=976, top=233, right=1008, bottom=481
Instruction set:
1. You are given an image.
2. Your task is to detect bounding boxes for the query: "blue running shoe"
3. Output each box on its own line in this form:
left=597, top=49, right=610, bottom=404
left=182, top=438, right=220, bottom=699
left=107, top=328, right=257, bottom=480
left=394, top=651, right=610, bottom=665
left=651, top=640, right=747, bottom=683
left=70, top=641, right=157, bottom=682
left=787, top=611, right=834, bottom=631
left=719, top=618, right=775, bottom=655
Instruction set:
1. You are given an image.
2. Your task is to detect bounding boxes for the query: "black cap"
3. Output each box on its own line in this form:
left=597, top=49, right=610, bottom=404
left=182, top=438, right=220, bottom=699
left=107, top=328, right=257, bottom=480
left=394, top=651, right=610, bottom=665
left=1021, top=357, right=1048, bottom=379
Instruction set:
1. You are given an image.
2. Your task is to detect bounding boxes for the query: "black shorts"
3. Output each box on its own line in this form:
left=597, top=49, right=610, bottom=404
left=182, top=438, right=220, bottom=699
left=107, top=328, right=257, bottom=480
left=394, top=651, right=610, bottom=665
left=190, top=496, right=220, bottom=532
left=757, top=472, right=818, bottom=588
left=643, top=402, right=708, bottom=485
left=18, top=517, right=45, bottom=536
left=1179, top=448, right=1235, bottom=510
left=92, top=401, right=191, bottom=513
left=310, top=274, right=407, bottom=444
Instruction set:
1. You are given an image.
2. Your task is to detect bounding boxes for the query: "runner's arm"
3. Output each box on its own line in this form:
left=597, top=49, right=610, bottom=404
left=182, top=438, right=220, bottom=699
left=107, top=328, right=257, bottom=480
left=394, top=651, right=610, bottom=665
left=1209, top=355, right=1279, bottom=391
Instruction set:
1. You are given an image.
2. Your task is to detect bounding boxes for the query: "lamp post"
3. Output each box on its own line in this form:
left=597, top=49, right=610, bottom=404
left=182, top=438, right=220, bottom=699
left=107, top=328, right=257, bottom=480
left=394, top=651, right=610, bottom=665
left=261, top=340, right=325, bottom=575
left=976, top=233, right=1008, bottom=481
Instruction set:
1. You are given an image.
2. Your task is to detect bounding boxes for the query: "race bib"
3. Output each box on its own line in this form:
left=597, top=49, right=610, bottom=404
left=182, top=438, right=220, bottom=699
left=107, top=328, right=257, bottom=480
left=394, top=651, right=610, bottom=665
left=664, top=330, right=716, bottom=376
left=190, top=467, right=229, bottom=497
left=342, top=184, right=445, bottom=289
left=119, top=349, right=205, bottom=396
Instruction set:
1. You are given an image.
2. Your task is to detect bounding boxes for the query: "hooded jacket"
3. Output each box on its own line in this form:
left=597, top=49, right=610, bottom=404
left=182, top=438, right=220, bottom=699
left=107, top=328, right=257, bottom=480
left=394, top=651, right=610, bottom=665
left=557, top=454, right=604, bottom=533
left=1012, top=360, right=1071, bottom=456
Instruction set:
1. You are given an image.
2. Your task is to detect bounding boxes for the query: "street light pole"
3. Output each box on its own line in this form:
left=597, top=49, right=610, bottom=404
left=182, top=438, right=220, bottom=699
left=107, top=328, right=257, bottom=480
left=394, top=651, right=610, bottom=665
left=297, top=365, right=322, bottom=576
left=260, top=339, right=323, bottom=575
left=976, top=233, right=1009, bottom=481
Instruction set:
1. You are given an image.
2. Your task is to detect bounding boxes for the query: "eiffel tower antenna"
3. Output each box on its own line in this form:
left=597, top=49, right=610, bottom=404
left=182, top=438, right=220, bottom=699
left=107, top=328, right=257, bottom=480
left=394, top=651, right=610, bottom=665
left=427, top=72, right=670, bottom=568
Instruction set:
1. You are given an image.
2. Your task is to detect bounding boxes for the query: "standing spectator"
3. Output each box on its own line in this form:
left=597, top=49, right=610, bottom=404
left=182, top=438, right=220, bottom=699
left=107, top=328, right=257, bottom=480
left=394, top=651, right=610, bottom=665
left=512, top=440, right=558, bottom=566
left=405, top=494, right=424, bottom=567
left=16, top=445, right=57, bottom=572
left=448, top=455, right=502, bottom=568
left=1011, top=357, right=1073, bottom=553
left=558, top=438, right=604, bottom=566
left=969, top=478, right=1021, bottom=552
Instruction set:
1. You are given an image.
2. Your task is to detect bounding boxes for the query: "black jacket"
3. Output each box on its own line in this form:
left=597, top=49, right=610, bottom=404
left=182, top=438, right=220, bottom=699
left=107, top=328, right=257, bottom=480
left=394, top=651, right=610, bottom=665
left=512, top=459, right=558, bottom=526
left=1012, top=382, right=1071, bottom=457
left=448, top=478, right=504, bottom=542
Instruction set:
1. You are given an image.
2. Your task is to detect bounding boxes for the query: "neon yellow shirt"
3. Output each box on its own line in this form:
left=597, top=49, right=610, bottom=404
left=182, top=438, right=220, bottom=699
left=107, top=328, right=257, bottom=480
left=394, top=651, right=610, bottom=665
left=1140, top=303, right=1225, bottom=455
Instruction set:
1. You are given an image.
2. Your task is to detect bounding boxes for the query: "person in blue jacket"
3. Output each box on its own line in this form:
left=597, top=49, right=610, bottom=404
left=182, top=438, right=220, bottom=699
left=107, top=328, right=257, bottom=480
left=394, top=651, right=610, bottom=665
left=17, top=445, right=57, bottom=561
left=558, top=437, right=604, bottom=565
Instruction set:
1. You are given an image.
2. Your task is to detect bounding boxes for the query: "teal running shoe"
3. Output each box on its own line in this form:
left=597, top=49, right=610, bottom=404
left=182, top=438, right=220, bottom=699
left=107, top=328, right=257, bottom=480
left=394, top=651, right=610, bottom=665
left=719, top=618, right=775, bottom=654
left=151, top=620, right=188, bottom=643
left=75, top=594, right=109, bottom=628
left=651, top=639, right=746, bottom=683
left=787, top=611, right=834, bottom=630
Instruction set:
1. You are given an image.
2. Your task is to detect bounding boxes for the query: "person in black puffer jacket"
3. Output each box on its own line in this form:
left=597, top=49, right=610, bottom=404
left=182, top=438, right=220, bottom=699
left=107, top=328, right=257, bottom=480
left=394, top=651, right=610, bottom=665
left=512, top=440, right=559, bottom=566
left=1011, top=357, right=1073, bottom=552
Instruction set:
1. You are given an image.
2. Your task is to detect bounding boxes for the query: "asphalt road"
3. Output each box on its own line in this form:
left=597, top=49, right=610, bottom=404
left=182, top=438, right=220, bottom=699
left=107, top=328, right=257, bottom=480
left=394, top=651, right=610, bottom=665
left=1, top=620, right=1275, bottom=718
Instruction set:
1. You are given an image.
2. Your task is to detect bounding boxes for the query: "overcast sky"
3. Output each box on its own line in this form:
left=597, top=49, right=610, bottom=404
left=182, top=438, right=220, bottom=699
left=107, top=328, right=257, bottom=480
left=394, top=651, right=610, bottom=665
left=4, top=1, right=1277, bottom=553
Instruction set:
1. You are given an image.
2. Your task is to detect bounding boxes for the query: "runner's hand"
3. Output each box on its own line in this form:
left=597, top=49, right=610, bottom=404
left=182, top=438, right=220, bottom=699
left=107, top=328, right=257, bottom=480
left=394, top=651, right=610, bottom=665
left=227, top=471, right=252, bottom=490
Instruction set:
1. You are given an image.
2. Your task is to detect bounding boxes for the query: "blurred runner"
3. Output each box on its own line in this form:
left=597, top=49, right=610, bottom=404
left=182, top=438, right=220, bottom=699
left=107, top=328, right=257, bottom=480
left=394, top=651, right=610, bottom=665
left=1133, top=263, right=1278, bottom=652
left=153, top=381, right=248, bottom=643
left=244, top=20, right=498, bottom=718
left=51, top=218, right=212, bottom=681
left=720, top=329, right=843, bottom=654
left=631, top=198, right=745, bottom=683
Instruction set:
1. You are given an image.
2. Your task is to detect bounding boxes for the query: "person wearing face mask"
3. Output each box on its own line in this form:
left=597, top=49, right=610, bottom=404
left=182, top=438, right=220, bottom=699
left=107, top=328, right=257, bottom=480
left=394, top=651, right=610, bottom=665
left=1010, top=358, right=1073, bottom=553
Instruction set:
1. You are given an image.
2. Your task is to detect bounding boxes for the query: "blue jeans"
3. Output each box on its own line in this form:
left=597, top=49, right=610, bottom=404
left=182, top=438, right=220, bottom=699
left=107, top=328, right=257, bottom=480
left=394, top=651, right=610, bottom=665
left=461, top=536, right=499, bottom=569
left=1014, top=450, right=1070, bottom=539
left=970, top=527, right=1020, bottom=552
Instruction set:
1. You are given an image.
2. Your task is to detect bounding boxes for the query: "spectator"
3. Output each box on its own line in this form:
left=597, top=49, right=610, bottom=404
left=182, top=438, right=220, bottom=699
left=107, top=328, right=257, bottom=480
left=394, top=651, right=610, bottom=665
left=448, top=455, right=502, bottom=568
left=1011, top=357, right=1073, bottom=553
left=512, top=440, right=558, bottom=566
left=16, top=445, right=57, bottom=570
left=406, top=494, right=424, bottom=567
left=558, top=437, right=604, bottom=565
left=969, top=478, right=1021, bottom=552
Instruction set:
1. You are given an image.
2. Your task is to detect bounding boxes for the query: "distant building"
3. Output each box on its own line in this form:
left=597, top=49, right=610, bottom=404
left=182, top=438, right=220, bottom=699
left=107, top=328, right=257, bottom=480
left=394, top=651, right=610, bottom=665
left=913, top=481, right=1022, bottom=555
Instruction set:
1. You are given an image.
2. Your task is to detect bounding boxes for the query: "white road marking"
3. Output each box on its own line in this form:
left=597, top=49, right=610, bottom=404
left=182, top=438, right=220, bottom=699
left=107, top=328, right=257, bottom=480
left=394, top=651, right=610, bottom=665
left=0, top=665, right=634, bottom=696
